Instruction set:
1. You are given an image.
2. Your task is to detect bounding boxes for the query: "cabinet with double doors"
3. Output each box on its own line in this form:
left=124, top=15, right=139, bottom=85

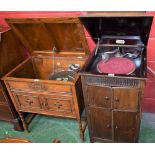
left=81, top=78, right=143, bottom=143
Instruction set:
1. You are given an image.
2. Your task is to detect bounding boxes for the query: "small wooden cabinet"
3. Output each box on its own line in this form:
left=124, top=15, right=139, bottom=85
left=81, top=77, right=143, bottom=142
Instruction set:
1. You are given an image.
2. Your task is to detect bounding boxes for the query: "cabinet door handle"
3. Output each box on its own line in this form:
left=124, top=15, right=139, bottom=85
left=106, top=124, right=111, bottom=128
left=104, top=96, right=110, bottom=100
left=115, top=98, right=119, bottom=102
left=115, top=126, right=118, bottom=129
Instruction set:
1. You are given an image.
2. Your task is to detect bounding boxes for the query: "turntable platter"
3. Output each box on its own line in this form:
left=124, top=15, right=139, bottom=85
left=97, top=57, right=136, bottom=75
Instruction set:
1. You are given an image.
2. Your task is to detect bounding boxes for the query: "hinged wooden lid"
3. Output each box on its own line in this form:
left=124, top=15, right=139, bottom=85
left=80, top=13, right=153, bottom=46
left=6, top=17, right=89, bottom=55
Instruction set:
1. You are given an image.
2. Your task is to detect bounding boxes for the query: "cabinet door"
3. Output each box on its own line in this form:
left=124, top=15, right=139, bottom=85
left=86, top=85, right=112, bottom=108
left=113, top=111, right=138, bottom=142
left=13, top=93, right=42, bottom=111
left=89, top=107, right=112, bottom=140
left=113, top=87, right=139, bottom=110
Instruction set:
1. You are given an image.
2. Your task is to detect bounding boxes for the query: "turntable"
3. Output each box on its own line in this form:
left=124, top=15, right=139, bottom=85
left=79, top=14, right=153, bottom=143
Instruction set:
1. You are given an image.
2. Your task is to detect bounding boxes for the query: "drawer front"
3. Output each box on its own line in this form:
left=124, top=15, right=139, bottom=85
left=13, top=93, right=42, bottom=111
left=43, top=95, right=73, bottom=113
left=8, top=81, right=71, bottom=94
left=12, top=92, right=75, bottom=117
left=0, top=104, right=13, bottom=119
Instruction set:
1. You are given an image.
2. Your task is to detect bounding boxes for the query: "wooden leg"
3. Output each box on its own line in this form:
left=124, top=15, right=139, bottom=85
left=90, top=137, right=94, bottom=143
left=18, top=111, right=29, bottom=132
left=13, top=119, right=24, bottom=131
left=77, top=120, right=84, bottom=142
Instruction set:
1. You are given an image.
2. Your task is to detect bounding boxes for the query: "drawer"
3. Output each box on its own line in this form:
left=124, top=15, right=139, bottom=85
left=13, top=92, right=42, bottom=111
left=0, top=104, right=13, bottom=119
left=8, top=81, right=71, bottom=94
left=43, top=95, right=73, bottom=113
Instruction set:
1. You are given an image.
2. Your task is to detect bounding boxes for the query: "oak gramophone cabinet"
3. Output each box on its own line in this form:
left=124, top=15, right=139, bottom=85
left=80, top=14, right=153, bottom=142
left=2, top=18, right=89, bottom=141
left=0, top=26, right=25, bottom=131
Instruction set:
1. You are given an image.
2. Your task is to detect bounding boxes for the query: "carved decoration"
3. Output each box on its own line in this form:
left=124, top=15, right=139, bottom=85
left=29, top=82, right=47, bottom=91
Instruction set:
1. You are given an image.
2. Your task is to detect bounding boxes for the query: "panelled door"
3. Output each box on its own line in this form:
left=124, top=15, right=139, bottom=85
left=89, top=107, right=112, bottom=140
left=86, top=85, right=112, bottom=109
left=113, top=87, right=139, bottom=111
left=113, top=111, right=138, bottom=142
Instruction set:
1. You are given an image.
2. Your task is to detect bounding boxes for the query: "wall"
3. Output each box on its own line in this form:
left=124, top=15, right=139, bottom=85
left=143, top=12, right=155, bottom=112
left=0, top=11, right=155, bottom=112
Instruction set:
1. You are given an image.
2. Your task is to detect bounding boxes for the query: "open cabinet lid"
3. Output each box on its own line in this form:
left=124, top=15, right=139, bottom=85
left=0, top=27, right=25, bottom=78
left=79, top=13, right=153, bottom=46
left=6, top=17, right=89, bottom=55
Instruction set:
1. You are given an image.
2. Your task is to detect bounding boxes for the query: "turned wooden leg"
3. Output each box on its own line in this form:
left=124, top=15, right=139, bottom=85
left=77, top=120, right=84, bottom=142
left=18, top=111, right=29, bottom=132
left=13, top=119, right=24, bottom=131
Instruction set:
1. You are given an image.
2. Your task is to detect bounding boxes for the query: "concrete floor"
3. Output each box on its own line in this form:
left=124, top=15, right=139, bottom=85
left=0, top=112, right=155, bottom=143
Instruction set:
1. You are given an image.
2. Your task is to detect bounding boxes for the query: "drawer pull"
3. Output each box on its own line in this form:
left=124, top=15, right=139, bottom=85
left=104, top=96, right=110, bottom=100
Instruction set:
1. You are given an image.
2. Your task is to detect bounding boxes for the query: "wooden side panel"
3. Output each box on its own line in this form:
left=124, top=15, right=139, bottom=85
left=0, top=104, right=13, bottom=119
left=9, top=58, right=36, bottom=79
left=0, top=30, right=25, bottom=78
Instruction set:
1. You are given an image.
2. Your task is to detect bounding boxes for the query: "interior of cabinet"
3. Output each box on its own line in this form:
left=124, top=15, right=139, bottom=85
left=6, top=54, right=86, bottom=83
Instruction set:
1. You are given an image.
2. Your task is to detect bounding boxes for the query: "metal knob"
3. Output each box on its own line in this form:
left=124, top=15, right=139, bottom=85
left=106, top=124, right=111, bottom=128
left=115, top=98, right=119, bottom=102
left=104, top=96, right=110, bottom=100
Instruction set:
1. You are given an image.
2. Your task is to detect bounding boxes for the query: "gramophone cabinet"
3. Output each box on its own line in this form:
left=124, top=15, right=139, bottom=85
left=0, top=27, right=25, bottom=130
left=3, top=18, right=89, bottom=141
left=80, top=13, right=153, bottom=142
